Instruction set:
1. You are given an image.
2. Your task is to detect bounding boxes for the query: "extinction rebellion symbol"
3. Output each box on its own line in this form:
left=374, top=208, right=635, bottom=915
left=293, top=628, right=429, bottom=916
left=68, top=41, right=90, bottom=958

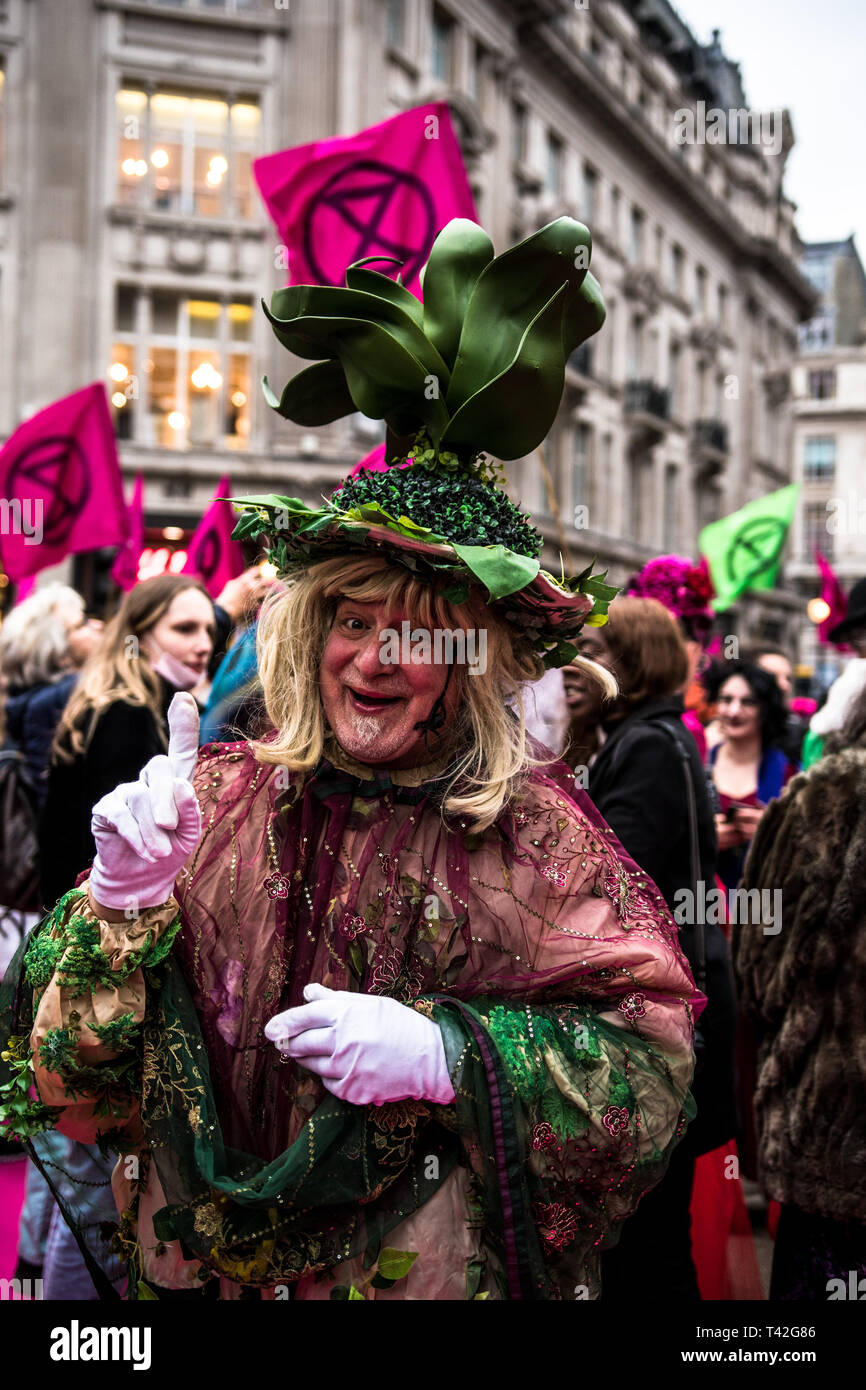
left=6, top=435, right=90, bottom=546
left=190, top=524, right=222, bottom=582
left=724, top=516, right=788, bottom=591
left=301, top=159, right=437, bottom=287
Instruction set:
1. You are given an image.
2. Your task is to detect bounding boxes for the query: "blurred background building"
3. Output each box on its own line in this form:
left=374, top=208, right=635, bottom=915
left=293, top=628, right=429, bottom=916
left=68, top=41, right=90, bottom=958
left=0, top=0, right=828, bottom=655
left=791, top=236, right=866, bottom=687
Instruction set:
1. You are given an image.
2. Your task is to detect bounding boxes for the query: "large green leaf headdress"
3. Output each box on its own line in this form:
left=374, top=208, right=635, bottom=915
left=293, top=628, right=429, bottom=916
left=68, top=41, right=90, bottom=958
left=232, top=217, right=617, bottom=667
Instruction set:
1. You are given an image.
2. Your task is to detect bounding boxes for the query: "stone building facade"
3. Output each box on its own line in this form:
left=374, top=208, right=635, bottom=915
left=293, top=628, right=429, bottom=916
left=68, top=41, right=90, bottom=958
left=0, top=0, right=814, bottom=640
left=790, top=237, right=866, bottom=687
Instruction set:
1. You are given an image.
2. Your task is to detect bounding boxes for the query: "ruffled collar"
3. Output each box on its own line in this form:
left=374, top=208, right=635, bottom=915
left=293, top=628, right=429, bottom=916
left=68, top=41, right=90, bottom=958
left=307, top=736, right=461, bottom=804
left=322, top=735, right=456, bottom=786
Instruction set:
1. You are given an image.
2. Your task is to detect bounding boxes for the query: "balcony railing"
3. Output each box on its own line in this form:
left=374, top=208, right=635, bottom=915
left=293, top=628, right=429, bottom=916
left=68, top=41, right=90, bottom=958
left=624, top=379, right=670, bottom=421
left=693, top=419, right=729, bottom=454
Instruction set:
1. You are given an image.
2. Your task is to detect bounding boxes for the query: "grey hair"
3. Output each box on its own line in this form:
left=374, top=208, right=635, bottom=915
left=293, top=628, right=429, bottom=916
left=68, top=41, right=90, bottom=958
left=0, top=583, right=85, bottom=688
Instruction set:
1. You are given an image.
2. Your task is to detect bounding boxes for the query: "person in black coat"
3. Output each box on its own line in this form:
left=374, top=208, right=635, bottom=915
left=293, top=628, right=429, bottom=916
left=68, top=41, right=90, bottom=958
left=0, top=584, right=104, bottom=811
left=41, top=573, right=215, bottom=912
left=577, top=595, right=737, bottom=1300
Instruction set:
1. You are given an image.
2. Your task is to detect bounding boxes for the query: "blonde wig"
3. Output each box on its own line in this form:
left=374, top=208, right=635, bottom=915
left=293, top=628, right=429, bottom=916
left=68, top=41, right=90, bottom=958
left=0, top=584, right=86, bottom=689
left=53, top=573, right=211, bottom=764
left=253, top=554, right=616, bottom=832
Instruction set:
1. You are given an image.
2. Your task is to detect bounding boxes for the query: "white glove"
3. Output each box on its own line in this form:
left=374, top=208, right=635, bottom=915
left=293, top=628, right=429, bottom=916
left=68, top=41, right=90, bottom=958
left=264, top=983, right=456, bottom=1107
left=88, top=693, right=203, bottom=912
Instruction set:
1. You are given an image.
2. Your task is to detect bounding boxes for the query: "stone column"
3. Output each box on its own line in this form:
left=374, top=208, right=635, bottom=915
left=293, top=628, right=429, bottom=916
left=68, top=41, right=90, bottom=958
left=16, top=0, right=98, bottom=415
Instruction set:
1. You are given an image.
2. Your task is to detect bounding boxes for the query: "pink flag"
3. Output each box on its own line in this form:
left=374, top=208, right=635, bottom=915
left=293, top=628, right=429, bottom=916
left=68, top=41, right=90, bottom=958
left=814, top=548, right=851, bottom=649
left=182, top=476, right=244, bottom=599
left=111, top=474, right=145, bottom=591
left=253, top=103, right=478, bottom=297
left=15, top=576, right=36, bottom=602
left=0, top=384, right=128, bottom=582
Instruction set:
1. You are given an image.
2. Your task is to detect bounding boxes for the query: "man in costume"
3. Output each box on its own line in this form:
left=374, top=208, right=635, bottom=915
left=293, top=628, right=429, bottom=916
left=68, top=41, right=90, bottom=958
left=1, top=218, right=698, bottom=1300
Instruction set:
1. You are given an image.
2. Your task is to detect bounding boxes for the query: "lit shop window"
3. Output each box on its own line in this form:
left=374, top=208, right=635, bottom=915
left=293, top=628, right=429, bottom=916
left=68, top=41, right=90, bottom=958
left=110, top=289, right=253, bottom=450
left=116, top=87, right=260, bottom=219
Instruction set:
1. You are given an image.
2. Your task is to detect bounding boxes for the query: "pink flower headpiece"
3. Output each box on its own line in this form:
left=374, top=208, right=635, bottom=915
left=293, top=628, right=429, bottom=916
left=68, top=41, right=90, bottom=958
left=626, top=555, right=715, bottom=641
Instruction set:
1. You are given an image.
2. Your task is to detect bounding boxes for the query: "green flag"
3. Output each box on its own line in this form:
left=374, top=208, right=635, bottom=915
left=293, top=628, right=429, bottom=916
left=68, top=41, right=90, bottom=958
left=699, top=484, right=800, bottom=612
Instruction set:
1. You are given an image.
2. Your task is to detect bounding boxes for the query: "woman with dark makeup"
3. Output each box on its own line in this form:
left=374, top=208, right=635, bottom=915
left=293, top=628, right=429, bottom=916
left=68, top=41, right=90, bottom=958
left=705, top=660, right=795, bottom=893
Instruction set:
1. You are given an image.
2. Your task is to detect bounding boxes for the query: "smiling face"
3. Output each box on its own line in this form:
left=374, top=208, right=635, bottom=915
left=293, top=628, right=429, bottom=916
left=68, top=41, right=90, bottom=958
left=562, top=660, right=604, bottom=722
left=143, top=588, right=215, bottom=680
left=319, top=597, right=460, bottom=768
left=716, top=674, right=761, bottom=743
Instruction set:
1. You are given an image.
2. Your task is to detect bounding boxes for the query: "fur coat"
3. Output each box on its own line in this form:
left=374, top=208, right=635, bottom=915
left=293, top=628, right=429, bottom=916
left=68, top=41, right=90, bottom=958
left=733, top=745, right=866, bottom=1222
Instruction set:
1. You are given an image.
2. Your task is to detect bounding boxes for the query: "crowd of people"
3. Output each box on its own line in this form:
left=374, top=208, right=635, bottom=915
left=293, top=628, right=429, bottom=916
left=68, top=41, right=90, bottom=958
left=1, top=549, right=862, bottom=1302
left=0, top=216, right=863, bottom=1304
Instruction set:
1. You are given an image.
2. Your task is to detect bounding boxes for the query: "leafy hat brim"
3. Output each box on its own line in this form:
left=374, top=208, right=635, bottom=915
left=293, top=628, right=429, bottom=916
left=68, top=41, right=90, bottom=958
left=231, top=487, right=618, bottom=669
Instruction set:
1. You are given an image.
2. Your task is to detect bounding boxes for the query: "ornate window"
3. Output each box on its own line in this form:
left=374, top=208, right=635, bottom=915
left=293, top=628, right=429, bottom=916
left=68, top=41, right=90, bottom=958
left=116, top=86, right=260, bottom=219
left=110, top=287, right=253, bottom=451
left=803, top=435, right=836, bottom=480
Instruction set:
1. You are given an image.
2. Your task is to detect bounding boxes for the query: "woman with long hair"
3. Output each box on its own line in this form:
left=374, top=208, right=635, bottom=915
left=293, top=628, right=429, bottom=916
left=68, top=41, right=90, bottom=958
left=576, top=596, right=735, bottom=1299
left=41, top=573, right=214, bottom=911
left=704, top=660, right=794, bottom=893
left=625, top=554, right=716, bottom=762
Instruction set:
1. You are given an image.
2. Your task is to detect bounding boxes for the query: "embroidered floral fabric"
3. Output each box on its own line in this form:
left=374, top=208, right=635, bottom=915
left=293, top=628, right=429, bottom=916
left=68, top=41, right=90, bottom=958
left=0, top=742, right=698, bottom=1299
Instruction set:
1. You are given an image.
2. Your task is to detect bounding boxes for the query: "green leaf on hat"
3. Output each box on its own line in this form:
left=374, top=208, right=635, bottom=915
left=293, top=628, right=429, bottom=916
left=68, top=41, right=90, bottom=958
left=452, top=543, right=540, bottom=600
left=267, top=315, right=449, bottom=441
left=344, top=263, right=424, bottom=327
left=265, top=284, right=450, bottom=385
left=440, top=285, right=569, bottom=461
left=445, top=218, right=592, bottom=415
left=542, top=641, right=580, bottom=669
left=342, top=500, right=447, bottom=543
left=261, top=360, right=356, bottom=425
left=230, top=493, right=309, bottom=511
left=420, top=219, right=495, bottom=370
left=563, top=270, right=606, bottom=356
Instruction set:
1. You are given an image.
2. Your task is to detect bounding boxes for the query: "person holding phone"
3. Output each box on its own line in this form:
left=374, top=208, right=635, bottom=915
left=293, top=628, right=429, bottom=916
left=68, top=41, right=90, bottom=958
left=705, top=661, right=795, bottom=892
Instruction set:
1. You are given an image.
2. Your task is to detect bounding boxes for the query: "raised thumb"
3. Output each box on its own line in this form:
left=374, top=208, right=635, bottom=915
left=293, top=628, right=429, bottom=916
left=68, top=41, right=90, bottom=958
left=167, top=692, right=200, bottom=781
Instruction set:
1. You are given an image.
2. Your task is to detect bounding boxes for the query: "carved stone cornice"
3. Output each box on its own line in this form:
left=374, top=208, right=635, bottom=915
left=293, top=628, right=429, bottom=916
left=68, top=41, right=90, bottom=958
left=689, top=322, right=724, bottom=358
left=763, top=369, right=791, bottom=408
left=621, top=266, right=663, bottom=316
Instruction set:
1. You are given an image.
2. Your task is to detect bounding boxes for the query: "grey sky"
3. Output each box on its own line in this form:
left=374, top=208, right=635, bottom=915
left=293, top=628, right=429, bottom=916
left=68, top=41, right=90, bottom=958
left=672, top=0, right=866, bottom=255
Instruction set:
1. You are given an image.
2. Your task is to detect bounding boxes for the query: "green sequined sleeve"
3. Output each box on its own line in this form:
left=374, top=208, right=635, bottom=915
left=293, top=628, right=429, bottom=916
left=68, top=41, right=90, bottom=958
left=0, top=887, right=181, bottom=1147
left=430, top=995, right=694, bottom=1299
